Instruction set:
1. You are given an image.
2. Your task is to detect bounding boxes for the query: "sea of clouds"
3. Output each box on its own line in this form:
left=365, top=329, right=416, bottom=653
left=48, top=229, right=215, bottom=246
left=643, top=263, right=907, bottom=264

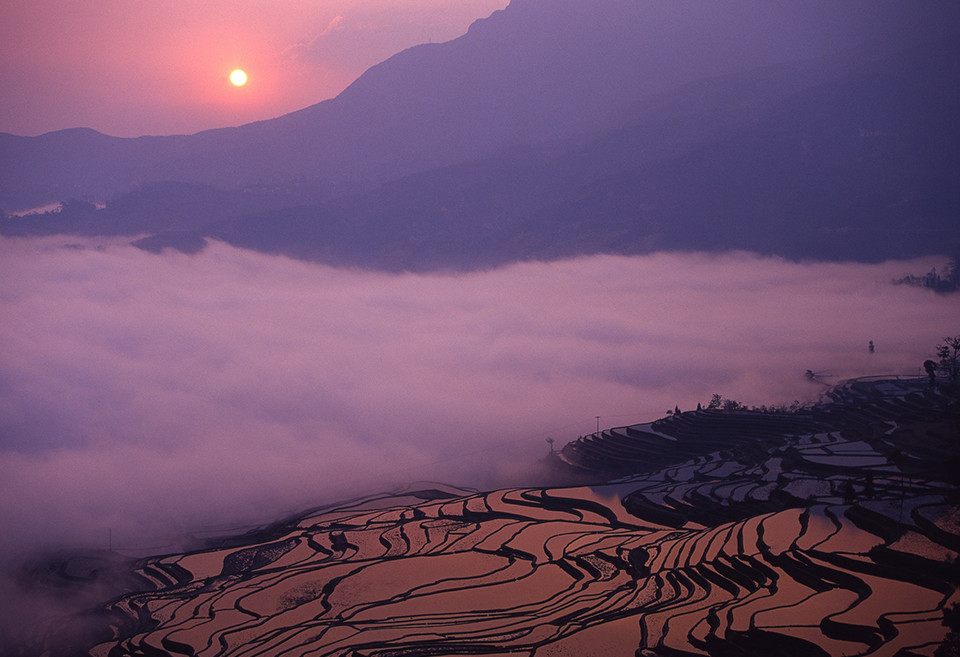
left=0, top=236, right=956, bottom=562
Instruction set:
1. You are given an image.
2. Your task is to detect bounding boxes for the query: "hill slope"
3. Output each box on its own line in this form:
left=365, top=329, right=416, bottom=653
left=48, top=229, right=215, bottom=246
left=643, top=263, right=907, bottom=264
left=204, top=39, right=960, bottom=268
left=2, top=0, right=958, bottom=267
left=24, top=377, right=960, bottom=656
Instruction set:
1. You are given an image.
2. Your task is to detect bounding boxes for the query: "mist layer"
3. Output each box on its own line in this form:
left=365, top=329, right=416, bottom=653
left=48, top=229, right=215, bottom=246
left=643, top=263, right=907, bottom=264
left=0, top=237, right=954, bottom=557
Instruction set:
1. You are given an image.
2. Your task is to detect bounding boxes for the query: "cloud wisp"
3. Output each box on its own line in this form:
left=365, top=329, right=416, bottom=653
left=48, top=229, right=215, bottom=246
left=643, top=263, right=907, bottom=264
left=0, top=237, right=954, bottom=560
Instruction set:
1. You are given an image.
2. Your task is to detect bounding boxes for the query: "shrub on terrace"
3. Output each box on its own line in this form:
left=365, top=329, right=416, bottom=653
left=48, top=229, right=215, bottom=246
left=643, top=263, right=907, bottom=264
left=936, top=335, right=960, bottom=381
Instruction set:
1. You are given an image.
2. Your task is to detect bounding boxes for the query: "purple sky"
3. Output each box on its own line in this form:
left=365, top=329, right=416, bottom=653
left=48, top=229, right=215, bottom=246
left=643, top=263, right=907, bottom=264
left=0, top=0, right=508, bottom=137
left=2, top=3, right=958, bottom=638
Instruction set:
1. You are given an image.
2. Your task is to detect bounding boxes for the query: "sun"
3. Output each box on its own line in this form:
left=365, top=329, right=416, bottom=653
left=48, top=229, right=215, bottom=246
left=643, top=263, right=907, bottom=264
left=229, top=69, right=248, bottom=87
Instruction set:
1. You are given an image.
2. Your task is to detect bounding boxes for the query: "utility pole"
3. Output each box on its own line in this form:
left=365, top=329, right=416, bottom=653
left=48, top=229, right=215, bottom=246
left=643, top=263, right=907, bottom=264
left=596, top=416, right=600, bottom=435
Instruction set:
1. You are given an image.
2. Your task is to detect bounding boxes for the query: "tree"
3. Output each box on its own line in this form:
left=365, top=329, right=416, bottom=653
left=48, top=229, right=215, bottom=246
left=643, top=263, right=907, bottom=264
left=706, top=394, right=744, bottom=411
left=946, top=248, right=960, bottom=288
left=893, top=248, right=960, bottom=293
left=925, top=359, right=939, bottom=385
left=935, top=602, right=960, bottom=657
left=937, top=335, right=960, bottom=381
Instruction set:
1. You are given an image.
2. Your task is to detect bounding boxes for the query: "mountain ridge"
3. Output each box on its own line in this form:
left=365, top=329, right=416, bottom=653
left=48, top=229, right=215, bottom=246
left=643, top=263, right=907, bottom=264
left=198, top=37, right=960, bottom=269
left=5, top=0, right=956, bottom=209
left=2, top=0, right=958, bottom=268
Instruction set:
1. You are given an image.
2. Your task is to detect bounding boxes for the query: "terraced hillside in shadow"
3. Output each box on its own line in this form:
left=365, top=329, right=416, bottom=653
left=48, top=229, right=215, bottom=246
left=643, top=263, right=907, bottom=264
left=73, top=378, right=960, bottom=656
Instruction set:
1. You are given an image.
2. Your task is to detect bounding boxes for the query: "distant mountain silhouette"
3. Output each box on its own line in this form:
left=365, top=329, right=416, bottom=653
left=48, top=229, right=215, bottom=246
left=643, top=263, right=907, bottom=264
left=198, top=39, right=960, bottom=269
left=2, top=0, right=958, bottom=267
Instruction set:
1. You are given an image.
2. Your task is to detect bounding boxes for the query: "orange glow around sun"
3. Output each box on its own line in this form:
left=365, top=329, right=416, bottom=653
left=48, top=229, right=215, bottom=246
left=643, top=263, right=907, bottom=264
left=230, top=69, right=248, bottom=86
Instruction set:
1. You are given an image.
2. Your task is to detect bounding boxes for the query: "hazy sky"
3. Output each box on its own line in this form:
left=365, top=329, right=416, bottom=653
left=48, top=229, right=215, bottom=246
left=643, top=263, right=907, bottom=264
left=1, top=236, right=955, bottom=562
left=0, top=0, right=508, bottom=137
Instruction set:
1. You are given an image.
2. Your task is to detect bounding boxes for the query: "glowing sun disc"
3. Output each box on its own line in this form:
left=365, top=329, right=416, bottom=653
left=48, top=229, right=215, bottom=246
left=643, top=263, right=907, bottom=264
left=230, top=69, right=247, bottom=86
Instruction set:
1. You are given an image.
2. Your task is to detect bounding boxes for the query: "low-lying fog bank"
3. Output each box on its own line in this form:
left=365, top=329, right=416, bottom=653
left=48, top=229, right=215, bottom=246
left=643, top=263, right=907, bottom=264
left=0, top=236, right=954, bottom=562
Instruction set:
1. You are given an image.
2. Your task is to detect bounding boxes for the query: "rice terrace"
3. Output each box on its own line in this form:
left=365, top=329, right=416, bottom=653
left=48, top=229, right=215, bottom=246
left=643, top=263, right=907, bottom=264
left=29, top=352, right=960, bottom=657
left=3, top=1, right=960, bottom=655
